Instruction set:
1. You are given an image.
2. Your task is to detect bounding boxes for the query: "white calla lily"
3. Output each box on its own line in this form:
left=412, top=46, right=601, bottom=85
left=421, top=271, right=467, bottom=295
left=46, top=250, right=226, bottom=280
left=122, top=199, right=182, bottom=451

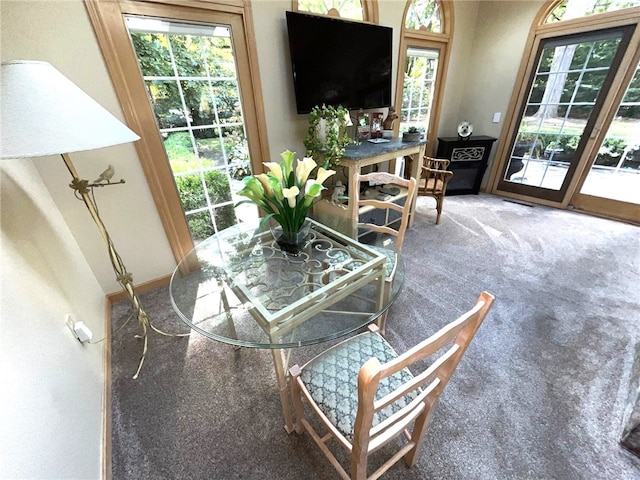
left=305, top=179, right=324, bottom=197
left=238, top=150, right=339, bottom=238
left=255, top=173, right=272, bottom=195
left=315, top=167, right=336, bottom=185
left=263, top=162, right=283, bottom=181
left=295, top=157, right=317, bottom=185
left=282, top=186, right=300, bottom=208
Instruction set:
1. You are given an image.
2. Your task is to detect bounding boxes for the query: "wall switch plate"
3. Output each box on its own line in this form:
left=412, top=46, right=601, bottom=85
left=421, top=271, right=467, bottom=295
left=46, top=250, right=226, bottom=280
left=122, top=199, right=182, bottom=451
left=492, top=112, right=501, bottom=123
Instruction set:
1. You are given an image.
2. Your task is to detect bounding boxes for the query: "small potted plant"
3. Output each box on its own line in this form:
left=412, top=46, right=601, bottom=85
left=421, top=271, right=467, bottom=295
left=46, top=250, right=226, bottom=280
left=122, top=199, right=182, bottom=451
left=403, top=126, right=422, bottom=142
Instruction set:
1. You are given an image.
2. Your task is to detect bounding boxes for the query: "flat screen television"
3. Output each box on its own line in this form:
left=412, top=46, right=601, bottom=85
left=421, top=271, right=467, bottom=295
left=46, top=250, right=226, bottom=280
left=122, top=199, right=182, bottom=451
left=286, top=11, right=393, bottom=114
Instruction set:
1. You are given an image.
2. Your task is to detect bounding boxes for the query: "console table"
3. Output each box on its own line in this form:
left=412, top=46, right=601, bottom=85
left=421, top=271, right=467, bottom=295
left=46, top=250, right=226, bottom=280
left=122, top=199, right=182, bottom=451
left=436, top=136, right=497, bottom=195
left=314, top=138, right=427, bottom=238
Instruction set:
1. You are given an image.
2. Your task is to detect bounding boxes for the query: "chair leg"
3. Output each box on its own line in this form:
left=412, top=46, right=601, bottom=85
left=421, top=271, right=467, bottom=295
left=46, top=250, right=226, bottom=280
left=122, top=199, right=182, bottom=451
left=435, top=195, right=444, bottom=224
left=404, top=400, right=437, bottom=467
left=350, top=454, right=368, bottom=480
left=289, top=365, right=305, bottom=434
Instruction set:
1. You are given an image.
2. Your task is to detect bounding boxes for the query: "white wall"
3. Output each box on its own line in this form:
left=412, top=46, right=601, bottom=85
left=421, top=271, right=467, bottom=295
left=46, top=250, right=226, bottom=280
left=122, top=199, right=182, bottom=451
left=0, top=1, right=172, bottom=478
left=0, top=160, right=105, bottom=479
left=443, top=0, right=545, bottom=185
left=1, top=0, right=175, bottom=295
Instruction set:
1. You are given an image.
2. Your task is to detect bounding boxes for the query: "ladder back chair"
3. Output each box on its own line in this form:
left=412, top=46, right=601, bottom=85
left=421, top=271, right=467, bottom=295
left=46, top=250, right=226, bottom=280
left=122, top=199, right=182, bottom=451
left=289, top=291, right=495, bottom=480
left=353, top=172, right=417, bottom=334
left=419, top=157, right=453, bottom=224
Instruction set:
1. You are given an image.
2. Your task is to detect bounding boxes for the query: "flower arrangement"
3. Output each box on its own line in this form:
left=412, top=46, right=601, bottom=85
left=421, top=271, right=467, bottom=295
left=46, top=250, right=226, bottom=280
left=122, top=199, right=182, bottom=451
left=236, top=150, right=336, bottom=235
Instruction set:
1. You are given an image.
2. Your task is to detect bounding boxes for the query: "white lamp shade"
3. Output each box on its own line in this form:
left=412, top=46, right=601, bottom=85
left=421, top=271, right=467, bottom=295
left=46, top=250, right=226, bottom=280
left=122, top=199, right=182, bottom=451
left=0, top=60, right=140, bottom=159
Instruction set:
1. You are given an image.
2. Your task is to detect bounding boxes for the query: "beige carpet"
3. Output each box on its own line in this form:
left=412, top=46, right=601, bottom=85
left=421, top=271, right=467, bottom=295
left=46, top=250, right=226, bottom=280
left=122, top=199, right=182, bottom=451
left=110, top=193, right=640, bottom=479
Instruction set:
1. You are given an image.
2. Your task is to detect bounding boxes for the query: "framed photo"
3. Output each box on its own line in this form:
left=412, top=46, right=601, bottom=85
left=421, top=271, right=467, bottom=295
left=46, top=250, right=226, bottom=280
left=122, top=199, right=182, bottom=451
left=370, top=112, right=384, bottom=138
left=356, top=112, right=371, bottom=140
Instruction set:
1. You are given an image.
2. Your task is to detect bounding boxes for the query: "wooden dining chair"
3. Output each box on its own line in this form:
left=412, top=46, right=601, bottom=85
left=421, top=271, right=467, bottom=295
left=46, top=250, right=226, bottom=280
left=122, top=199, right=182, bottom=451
left=419, top=157, right=453, bottom=224
left=351, top=172, right=417, bottom=334
left=289, top=291, right=495, bottom=480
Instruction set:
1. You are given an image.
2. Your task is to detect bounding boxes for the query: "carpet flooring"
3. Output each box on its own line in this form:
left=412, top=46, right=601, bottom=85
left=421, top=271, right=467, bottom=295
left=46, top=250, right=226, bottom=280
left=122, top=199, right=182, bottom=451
left=110, top=193, right=640, bottom=479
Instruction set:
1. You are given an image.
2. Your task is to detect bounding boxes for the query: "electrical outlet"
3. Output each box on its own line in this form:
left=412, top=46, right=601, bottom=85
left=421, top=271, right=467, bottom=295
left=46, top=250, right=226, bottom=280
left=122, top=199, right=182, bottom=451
left=65, top=314, right=93, bottom=343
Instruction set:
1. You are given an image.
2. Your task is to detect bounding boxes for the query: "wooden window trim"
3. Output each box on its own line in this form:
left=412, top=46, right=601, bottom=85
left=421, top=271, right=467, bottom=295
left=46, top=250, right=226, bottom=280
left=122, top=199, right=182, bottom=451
left=486, top=1, right=640, bottom=223
left=291, top=0, right=378, bottom=23
left=395, top=0, right=453, bottom=157
left=85, top=0, right=270, bottom=264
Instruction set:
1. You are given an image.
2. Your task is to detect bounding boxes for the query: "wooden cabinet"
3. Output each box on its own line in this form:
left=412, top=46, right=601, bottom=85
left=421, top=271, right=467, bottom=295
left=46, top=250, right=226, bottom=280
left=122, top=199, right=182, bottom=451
left=313, top=138, right=426, bottom=238
left=436, top=136, right=497, bottom=195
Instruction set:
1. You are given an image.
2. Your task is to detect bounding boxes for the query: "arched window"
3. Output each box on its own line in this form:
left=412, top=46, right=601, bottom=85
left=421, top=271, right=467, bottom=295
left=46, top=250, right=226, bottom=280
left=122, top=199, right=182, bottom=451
left=545, top=0, right=640, bottom=23
left=396, top=0, right=453, bottom=156
left=405, top=0, right=442, bottom=32
left=293, top=0, right=374, bottom=22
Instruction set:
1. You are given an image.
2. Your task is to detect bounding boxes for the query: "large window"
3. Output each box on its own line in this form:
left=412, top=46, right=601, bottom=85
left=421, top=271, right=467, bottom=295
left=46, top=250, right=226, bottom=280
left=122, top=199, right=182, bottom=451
left=545, top=0, right=640, bottom=23
left=87, top=0, right=270, bottom=262
left=490, top=0, right=640, bottom=223
left=580, top=60, right=640, bottom=203
left=397, top=0, right=452, bottom=155
left=502, top=31, right=626, bottom=193
left=126, top=18, right=254, bottom=241
left=401, top=48, right=439, bottom=133
left=295, top=0, right=366, bottom=20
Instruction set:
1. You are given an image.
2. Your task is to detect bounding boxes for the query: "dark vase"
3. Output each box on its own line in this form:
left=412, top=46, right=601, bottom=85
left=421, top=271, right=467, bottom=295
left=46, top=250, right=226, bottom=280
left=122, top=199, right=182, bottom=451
left=270, top=218, right=312, bottom=255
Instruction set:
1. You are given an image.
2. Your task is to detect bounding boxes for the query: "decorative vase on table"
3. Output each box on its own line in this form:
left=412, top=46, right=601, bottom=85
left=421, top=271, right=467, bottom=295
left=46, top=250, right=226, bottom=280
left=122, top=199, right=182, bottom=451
left=270, top=217, right=313, bottom=255
left=235, top=150, right=336, bottom=255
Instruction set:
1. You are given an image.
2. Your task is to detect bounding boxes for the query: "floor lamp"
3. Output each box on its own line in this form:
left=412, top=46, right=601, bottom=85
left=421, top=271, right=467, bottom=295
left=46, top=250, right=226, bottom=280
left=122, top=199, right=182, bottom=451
left=0, top=60, right=183, bottom=378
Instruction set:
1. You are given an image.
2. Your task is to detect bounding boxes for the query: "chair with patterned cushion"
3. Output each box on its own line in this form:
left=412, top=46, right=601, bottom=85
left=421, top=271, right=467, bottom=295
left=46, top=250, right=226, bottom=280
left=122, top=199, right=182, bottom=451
left=289, top=291, right=495, bottom=480
left=419, top=157, right=453, bottom=224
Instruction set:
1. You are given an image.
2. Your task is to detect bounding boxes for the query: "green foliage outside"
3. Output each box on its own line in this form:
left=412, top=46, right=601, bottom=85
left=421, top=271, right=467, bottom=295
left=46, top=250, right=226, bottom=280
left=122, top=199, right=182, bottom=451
left=130, top=29, right=253, bottom=237
left=531, top=39, right=640, bottom=120
left=175, top=170, right=237, bottom=240
left=514, top=36, right=640, bottom=170
left=131, top=32, right=240, bottom=131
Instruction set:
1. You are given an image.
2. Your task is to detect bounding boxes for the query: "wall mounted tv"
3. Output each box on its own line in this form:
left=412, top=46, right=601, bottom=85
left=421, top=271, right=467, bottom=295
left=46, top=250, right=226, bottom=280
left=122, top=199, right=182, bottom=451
left=286, top=11, right=393, bottom=114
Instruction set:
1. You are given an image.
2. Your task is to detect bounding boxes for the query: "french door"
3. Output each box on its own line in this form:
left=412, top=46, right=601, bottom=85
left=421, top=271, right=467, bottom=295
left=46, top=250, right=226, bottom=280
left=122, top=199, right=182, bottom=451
left=570, top=58, right=640, bottom=218
left=125, top=16, right=258, bottom=242
left=86, top=0, right=269, bottom=262
left=495, top=26, right=634, bottom=204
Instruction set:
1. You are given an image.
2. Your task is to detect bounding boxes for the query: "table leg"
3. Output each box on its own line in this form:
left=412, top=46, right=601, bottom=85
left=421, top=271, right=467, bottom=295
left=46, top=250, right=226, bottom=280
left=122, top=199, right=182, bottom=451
left=407, top=144, right=426, bottom=228
left=271, top=347, right=295, bottom=433
left=374, top=268, right=388, bottom=334
left=218, top=278, right=241, bottom=350
left=347, top=163, right=359, bottom=239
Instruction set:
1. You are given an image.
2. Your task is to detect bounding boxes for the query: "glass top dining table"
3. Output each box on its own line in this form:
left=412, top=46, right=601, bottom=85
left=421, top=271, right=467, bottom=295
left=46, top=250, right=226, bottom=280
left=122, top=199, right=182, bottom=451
left=169, top=218, right=405, bottom=349
left=169, top=218, right=405, bottom=432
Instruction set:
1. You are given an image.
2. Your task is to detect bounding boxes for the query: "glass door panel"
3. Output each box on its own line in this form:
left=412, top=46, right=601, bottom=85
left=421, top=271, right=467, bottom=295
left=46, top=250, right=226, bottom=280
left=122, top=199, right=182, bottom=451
left=126, top=17, right=258, bottom=242
left=579, top=61, right=640, bottom=204
left=400, top=47, right=439, bottom=135
left=498, top=28, right=631, bottom=202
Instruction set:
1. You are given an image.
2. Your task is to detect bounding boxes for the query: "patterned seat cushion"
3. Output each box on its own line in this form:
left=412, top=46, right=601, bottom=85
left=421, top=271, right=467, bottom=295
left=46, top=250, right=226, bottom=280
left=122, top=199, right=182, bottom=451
left=300, top=332, right=417, bottom=442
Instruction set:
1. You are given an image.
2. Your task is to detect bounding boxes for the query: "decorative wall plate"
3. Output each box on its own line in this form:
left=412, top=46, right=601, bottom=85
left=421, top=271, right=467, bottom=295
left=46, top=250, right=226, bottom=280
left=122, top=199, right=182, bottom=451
left=457, top=120, right=473, bottom=139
